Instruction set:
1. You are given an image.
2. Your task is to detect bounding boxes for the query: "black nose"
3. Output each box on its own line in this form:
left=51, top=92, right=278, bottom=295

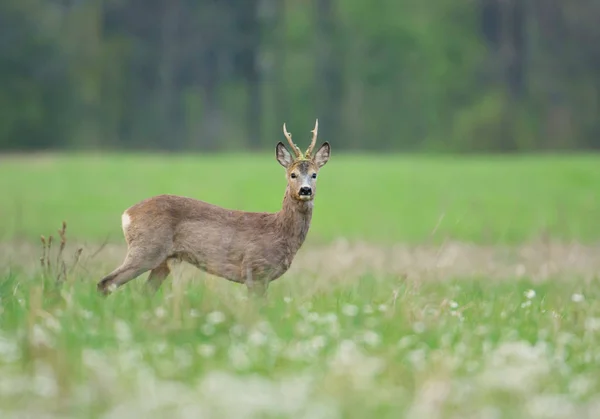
left=299, top=186, right=312, bottom=196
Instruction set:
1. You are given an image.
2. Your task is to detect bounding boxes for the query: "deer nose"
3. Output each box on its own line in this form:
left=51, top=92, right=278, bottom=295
left=299, top=186, right=312, bottom=196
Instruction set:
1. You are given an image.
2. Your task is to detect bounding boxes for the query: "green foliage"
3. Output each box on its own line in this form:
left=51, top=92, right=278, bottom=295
left=0, top=0, right=71, bottom=150
left=0, top=0, right=599, bottom=151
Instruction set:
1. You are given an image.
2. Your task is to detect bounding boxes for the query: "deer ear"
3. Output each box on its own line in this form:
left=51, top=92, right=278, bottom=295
left=276, top=142, right=293, bottom=168
left=313, top=142, right=330, bottom=168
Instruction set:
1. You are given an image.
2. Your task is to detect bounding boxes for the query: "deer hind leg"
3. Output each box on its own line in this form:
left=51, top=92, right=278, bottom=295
left=97, top=249, right=168, bottom=295
left=145, top=260, right=171, bottom=294
left=97, top=264, right=148, bottom=296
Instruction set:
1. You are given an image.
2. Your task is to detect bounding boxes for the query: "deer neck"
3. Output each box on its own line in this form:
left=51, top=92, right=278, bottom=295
left=276, top=187, right=313, bottom=249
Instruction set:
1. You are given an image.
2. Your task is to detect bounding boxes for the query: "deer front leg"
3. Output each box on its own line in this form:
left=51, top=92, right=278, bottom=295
left=244, top=267, right=269, bottom=299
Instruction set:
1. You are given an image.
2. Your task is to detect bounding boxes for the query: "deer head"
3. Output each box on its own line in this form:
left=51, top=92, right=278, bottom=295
left=276, top=119, right=331, bottom=202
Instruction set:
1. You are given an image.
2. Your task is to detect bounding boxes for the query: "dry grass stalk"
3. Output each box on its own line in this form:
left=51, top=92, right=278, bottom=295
left=39, top=221, right=83, bottom=283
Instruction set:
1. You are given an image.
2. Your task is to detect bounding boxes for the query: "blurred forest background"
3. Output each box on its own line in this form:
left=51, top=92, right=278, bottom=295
left=1, top=0, right=599, bottom=152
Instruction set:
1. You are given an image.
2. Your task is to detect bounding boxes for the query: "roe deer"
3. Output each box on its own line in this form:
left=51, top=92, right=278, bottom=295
left=97, top=120, right=330, bottom=297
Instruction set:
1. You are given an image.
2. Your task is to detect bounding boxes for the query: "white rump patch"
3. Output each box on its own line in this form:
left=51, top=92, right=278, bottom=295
left=121, top=212, right=132, bottom=233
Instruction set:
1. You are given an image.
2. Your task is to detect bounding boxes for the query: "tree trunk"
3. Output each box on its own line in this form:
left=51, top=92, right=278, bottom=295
left=236, top=0, right=262, bottom=149
left=200, top=46, right=221, bottom=151
left=157, top=0, right=181, bottom=150
left=315, top=0, right=342, bottom=146
left=272, top=0, right=288, bottom=144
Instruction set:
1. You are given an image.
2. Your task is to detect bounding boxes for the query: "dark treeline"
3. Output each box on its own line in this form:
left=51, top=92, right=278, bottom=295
left=1, top=0, right=599, bottom=152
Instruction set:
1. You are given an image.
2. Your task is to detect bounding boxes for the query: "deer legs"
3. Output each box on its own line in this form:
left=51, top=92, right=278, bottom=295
left=99, top=252, right=274, bottom=298
left=244, top=267, right=269, bottom=298
left=145, top=261, right=171, bottom=294
left=97, top=264, right=149, bottom=295
left=246, top=279, right=269, bottom=298
left=97, top=249, right=169, bottom=295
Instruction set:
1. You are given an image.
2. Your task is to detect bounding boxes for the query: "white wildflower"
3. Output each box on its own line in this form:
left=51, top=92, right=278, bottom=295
left=268, top=335, right=283, bottom=353
left=285, top=341, right=311, bottom=361
left=153, top=342, right=168, bottom=355
left=80, top=310, right=93, bottom=320
left=449, top=300, right=459, bottom=309
left=31, top=325, right=52, bottom=348
left=521, top=300, right=532, bottom=308
left=362, top=330, right=381, bottom=347
left=197, top=344, right=216, bottom=358
left=413, top=322, right=426, bottom=334
left=329, top=340, right=383, bottom=390
left=338, top=339, right=356, bottom=354
left=378, top=304, right=388, bottom=312
left=475, top=326, right=488, bottom=336
left=0, top=335, right=20, bottom=362
left=230, top=324, right=245, bottom=337
left=525, top=289, right=536, bottom=299
left=342, top=304, right=359, bottom=317
left=248, top=329, right=268, bottom=347
left=42, top=315, right=62, bottom=332
left=174, top=348, right=193, bottom=369
left=526, top=394, right=576, bottom=419
left=196, top=371, right=330, bottom=418
left=155, top=307, right=167, bottom=318
left=571, top=293, right=584, bottom=303
left=450, top=310, right=464, bottom=321
left=305, top=312, right=320, bottom=323
left=33, top=363, right=58, bottom=398
left=283, top=296, right=292, bottom=304
left=114, top=320, right=132, bottom=343
left=397, top=336, right=416, bottom=350
left=407, top=349, right=427, bottom=369
left=479, top=341, right=550, bottom=393
left=295, top=321, right=314, bottom=337
left=201, top=323, right=215, bottom=336
left=568, top=376, right=592, bottom=398
left=310, top=335, right=327, bottom=351
left=585, top=318, right=600, bottom=332
left=406, top=379, right=451, bottom=419
left=228, top=345, right=251, bottom=370
left=207, top=311, right=225, bottom=325
left=300, top=302, right=313, bottom=312
left=322, top=313, right=338, bottom=324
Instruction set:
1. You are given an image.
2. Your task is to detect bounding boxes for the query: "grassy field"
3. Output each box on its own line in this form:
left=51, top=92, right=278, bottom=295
left=0, top=153, right=599, bottom=418
left=0, top=153, right=599, bottom=243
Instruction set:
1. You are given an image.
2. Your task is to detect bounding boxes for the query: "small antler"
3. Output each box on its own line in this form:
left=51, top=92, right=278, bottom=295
left=305, top=119, right=319, bottom=157
left=283, top=123, right=302, bottom=158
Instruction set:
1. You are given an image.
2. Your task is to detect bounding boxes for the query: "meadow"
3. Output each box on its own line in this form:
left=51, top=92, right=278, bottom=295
left=0, top=153, right=599, bottom=418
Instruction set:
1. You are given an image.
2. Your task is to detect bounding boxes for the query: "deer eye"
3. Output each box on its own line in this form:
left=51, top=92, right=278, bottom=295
left=290, top=173, right=297, bottom=179
left=312, top=173, right=317, bottom=179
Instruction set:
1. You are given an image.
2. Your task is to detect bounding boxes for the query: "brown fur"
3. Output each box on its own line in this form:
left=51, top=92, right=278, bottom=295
left=97, top=123, right=330, bottom=297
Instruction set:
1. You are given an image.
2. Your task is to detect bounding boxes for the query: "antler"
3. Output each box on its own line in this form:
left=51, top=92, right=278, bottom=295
left=283, top=123, right=302, bottom=158
left=305, top=119, right=319, bottom=157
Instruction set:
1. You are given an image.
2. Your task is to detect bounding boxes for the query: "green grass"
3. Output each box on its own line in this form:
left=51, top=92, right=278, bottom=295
left=0, top=152, right=599, bottom=417
left=0, top=272, right=599, bottom=418
left=0, top=153, right=599, bottom=244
